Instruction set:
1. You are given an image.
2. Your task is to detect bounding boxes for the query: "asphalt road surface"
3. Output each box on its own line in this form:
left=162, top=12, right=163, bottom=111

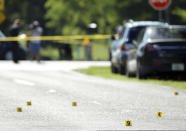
left=0, top=61, right=185, bottom=130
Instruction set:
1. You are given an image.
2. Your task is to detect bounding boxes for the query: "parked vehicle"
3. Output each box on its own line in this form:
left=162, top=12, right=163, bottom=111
left=110, top=21, right=166, bottom=74
left=126, top=25, right=186, bottom=79
left=0, top=31, right=27, bottom=60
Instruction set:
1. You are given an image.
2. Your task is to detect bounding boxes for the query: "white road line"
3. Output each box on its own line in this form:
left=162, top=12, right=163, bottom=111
left=13, top=79, right=35, bottom=86
left=92, top=101, right=102, bottom=105
left=47, top=89, right=57, bottom=94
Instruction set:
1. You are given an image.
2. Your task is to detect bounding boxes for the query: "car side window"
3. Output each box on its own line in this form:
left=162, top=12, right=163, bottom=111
left=137, top=29, right=145, bottom=44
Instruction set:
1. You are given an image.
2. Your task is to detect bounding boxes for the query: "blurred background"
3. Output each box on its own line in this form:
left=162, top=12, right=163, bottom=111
left=0, top=0, right=186, bottom=61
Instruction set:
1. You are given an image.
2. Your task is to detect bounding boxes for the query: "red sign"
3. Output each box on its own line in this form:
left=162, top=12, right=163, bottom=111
left=149, top=0, right=171, bottom=10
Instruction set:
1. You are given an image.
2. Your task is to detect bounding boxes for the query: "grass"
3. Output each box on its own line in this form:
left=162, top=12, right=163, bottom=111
left=76, top=66, right=186, bottom=90
left=40, top=39, right=110, bottom=60
left=92, top=40, right=110, bottom=60
left=71, top=39, right=110, bottom=60
left=41, top=46, right=59, bottom=60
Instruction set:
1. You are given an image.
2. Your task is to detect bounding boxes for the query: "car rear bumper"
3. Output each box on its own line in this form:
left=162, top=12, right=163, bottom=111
left=141, top=57, right=186, bottom=74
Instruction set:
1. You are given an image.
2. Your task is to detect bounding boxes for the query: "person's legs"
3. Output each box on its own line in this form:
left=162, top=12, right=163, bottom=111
left=29, top=42, right=40, bottom=61
left=30, top=54, right=35, bottom=60
left=29, top=42, right=34, bottom=60
left=36, top=54, right=40, bottom=62
left=36, top=44, right=41, bottom=62
left=12, top=43, right=19, bottom=63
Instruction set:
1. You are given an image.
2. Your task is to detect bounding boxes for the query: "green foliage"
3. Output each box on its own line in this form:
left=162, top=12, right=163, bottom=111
left=171, top=0, right=186, bottom=24
left=170, top=0, right=186, bottom=25
left=1, top=0, right=46, bottom=34
left=44, top=0, right=160, bottom=35
left=1, top=0, right=186, bottom=36
left=45, top=0, right=118, bottom=35
left=173, top=8, right=186, bottom=21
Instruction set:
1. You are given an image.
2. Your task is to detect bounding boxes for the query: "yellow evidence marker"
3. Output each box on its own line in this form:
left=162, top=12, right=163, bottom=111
left=156, top=112, right=163, bottom=117
left=27, top=101, right=32, bottom=106
left=16, top=107, right=22, bottom=112
left=72, top=102, right=77, bottom=106
left=174, top=92, right=179, bottom=96
left=125, top=120, right=132, bottom=126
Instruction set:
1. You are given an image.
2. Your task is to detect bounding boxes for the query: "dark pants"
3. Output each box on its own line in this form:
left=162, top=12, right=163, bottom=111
left=12, top=44, right=19, bottom=63
left=5, top=43, right=20, bottom=63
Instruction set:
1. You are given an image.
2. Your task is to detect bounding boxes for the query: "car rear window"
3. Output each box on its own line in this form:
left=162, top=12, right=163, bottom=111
left=148, top=27, right=186, bottom=40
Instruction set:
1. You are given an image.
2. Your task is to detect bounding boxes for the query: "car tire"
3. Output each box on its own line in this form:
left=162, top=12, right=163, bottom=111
left=119, top=63, right=125, bottom=75
left=136, top=60, right=146, bottom=79
left=111, top=63, right=118, bottom=74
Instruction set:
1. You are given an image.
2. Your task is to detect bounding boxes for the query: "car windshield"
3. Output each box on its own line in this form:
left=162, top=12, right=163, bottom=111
left=128, top=26, right=145, bottom=42
left=147, top=27, right=186, bottom=40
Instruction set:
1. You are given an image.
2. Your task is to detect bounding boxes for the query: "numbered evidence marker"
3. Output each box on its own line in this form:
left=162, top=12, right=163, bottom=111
left=16, top=107, right=22, bottom=112
left=72, top=102, right=77, bottom=106
left=125, top=120, right=132, bottom=126
left=26, top=101, right=32, bottom=106
left=174, top=92, right=179, bottom=96
left=156, top=112, right=163, bottom=118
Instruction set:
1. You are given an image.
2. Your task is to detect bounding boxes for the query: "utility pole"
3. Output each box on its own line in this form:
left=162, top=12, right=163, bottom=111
left=158, top=11, right=163, bottom=22
left=165, top=7, right=170, bottom=24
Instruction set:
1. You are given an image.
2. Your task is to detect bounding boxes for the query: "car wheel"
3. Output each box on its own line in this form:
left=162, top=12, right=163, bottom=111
left=111, top=63, right=118, bottom=74
left=136, top=60, right=146, bottom=79
left=119, top=63, right=125, bottom=75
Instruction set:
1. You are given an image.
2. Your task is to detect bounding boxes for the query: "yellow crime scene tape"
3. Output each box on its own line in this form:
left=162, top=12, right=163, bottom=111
left=0, top=34, right=115, bottom=42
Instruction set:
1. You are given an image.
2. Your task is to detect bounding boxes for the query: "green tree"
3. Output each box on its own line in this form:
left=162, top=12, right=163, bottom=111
left=172, top=0, right=186, bottom=24
left=45, top=0, right=118, bottom=35
left=1, top=0, right=46, bottom=34
left=45, top=0, right=165, bottom=35
left=116, top=0, right=158, bottom=22
left=2, top=0, right=186, bottom=36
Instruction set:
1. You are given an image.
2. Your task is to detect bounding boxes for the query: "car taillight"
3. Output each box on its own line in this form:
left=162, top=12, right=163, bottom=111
left=155, top=61, right=162, bottom=67
left=121, top=44, right=126, bottom=51
left=145, top=44, right=160, bottom=52
left=146, top=44, right=154, bottom=52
